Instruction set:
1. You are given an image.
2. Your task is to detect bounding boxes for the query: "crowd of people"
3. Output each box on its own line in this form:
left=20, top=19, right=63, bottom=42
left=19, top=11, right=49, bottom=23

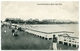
left=2, top=24, right=19, bottom=36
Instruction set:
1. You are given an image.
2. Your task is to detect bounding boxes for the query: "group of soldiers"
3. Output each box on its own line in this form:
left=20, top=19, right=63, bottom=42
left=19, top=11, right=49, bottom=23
left=2, top=24, right=58, bottom=50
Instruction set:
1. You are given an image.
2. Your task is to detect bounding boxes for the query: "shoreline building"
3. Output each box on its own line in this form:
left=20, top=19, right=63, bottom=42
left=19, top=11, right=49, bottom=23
left=58, top=34, right=79, bottom=47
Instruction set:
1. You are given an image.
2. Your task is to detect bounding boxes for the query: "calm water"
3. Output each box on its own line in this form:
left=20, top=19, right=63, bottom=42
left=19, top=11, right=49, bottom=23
left=25, top=24, right=79, bottom=37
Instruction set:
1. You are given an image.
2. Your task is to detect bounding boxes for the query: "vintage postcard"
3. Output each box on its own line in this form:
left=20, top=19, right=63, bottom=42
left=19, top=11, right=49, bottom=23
left=1, top=1, right=79, bottom=50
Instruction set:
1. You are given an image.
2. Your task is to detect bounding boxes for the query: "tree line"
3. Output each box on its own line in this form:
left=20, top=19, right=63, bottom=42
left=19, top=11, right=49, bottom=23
left=5, top=18, right=78, bottom=24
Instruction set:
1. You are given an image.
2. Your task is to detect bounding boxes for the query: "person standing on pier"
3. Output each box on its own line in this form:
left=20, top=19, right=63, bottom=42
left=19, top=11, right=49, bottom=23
left=12, top=29, right=15, bottom=36
left=3, top=25, right=7, bottom=33
left=53, top=35, right=57, bottom=50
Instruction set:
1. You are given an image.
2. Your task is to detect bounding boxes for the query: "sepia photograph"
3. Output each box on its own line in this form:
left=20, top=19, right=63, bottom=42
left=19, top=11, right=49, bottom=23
left=1, top=1, right=79, bottom=50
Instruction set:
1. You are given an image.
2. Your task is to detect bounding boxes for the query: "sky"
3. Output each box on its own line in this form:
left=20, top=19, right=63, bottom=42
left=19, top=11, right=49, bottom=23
left=1, top=1, right=79, bottom=21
